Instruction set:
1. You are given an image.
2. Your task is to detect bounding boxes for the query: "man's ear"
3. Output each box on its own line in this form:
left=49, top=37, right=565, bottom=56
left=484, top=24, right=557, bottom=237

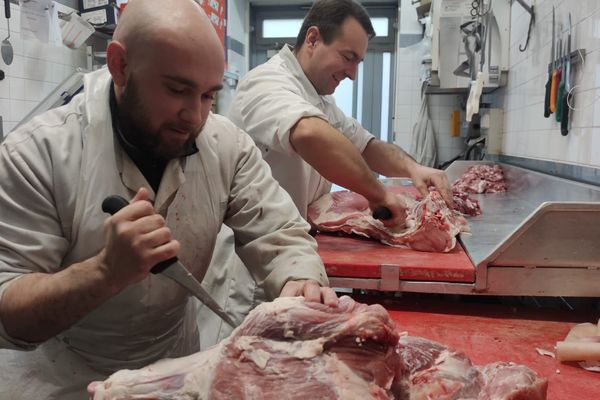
left=106, top=41, right=128, bottom=86
left=305, top=26, right=320, bottom=52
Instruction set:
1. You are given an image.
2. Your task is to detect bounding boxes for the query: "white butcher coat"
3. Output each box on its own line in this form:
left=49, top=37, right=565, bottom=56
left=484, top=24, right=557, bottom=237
left=199, top=46, right=376, bottom=345
left=0, top=68, right=328, bottom=399
left=228, top=44, right=375, bottom=217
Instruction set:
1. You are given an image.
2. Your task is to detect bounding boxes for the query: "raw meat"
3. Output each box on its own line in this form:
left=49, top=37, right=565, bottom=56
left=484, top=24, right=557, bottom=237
left=392, top=336, right=548, bottom=400
left=88, top=299, right=548, bottom=400
left=451, top=190, right=481, bottom=217
left=88, top=296, right=400, bottom=400
left=393, top=336, right=482, bottom=400
left=452, top=164, right=508, bottom=194
left=556, top=319, right=600, bottom=372
left=477, top=362, right=549, bottom=400
left=308, top=190, right=469, bottom=253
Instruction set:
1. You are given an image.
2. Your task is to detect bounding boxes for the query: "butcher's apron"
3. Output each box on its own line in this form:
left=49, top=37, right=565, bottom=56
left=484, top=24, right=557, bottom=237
left=0, top=85, right=221, bottom=398
left=197, top=225, right=266, bottom=349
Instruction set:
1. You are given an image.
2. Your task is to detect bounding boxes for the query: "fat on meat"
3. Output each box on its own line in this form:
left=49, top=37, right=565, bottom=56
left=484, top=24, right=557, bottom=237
left=555, top=318, right=600, bottom=372
left=88, top=299, right=548, bottom=400
left=88, top=296, right=400, bottom=400
left=308, top=189, right=469, bottom=252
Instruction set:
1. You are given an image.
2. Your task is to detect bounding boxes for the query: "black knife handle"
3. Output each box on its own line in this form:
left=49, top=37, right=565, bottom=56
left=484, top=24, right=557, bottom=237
left=101, top=195, right=178, bottom=275
left=561, top=92, right=571, bottom=136
left=101, top=195, right=129, bottom=215
left=372, top=206, right=392, bottom=220
left=543, top=74, right=552, bottom=118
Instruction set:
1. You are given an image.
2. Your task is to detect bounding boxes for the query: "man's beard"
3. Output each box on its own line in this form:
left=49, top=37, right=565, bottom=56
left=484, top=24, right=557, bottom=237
left=117, top=77, right=197, bottom=160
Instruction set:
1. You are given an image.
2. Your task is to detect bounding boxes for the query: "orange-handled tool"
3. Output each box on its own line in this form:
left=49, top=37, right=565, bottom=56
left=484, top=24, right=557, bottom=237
left=544, top=7, right=555, bottom=118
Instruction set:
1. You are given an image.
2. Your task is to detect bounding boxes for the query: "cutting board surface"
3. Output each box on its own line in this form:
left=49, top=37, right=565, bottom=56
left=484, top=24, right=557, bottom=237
left=317, top=233, right=475, bottom=283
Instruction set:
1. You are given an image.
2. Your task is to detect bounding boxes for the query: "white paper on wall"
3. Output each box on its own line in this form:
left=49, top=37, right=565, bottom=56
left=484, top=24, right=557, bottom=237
left=19, top=0, right=54, bottom=43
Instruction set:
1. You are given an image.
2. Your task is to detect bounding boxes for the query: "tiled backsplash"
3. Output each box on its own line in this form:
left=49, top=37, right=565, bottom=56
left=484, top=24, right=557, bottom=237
left=498, top=0, right=600, bottom=168
left=0, top=2, right=88, bottom=136
left=394, top=45, right=467, bottom=168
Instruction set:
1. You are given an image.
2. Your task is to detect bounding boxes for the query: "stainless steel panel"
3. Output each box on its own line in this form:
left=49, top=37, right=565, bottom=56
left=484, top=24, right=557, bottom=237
left=446, top=161, right=600, bottom=268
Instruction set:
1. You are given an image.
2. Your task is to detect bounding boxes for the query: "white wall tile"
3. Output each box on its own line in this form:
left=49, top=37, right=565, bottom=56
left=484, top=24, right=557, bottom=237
left=0, top=1, right=88, bottom=135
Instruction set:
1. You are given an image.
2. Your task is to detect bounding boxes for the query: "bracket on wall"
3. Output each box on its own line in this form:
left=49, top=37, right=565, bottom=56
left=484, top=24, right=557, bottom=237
left=512, top=0, right=535, bottom=52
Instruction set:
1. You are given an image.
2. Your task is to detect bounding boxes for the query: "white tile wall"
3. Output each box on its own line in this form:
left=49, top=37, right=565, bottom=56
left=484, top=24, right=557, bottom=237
left=0, top=2, right=88, bottom=137
left=501, top=0, right=600, bottom=167
left=393, top=46, right=466, bottom=167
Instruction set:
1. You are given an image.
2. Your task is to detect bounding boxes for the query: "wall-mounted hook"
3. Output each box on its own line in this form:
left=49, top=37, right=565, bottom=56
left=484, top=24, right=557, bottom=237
left=513, top=0, right=535, bottom=52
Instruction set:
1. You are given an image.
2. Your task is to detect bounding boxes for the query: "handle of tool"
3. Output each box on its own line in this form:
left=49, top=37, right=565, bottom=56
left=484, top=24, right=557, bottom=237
left=550, top=70, right=558, bottom=113
left=101, top=195, right=178, bottom=275
left=543, top=73, right=552, bottom=117
left=561, top=92, right=571, bottom=136
left=372, top=206, right=392, bottom=220
left=555, top=81, right=565, bottom=122
left=4, top=0, right=9, bottom=20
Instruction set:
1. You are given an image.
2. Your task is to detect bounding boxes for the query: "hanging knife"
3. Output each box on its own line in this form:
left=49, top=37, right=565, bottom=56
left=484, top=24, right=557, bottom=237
left=101, top=195, right=236, bottom=327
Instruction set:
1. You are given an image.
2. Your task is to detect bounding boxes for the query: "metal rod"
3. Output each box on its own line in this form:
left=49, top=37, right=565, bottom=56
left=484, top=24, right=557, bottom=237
left=514, top=0, right=533, bottom=16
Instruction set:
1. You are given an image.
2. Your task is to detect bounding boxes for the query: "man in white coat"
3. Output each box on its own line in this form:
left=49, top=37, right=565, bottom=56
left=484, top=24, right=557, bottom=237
left=201, top=0, right=455, bottom=344
left=0, top=0, right=336, bottom=398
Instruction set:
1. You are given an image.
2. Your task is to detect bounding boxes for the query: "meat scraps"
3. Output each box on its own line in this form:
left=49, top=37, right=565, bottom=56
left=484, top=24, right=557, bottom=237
left=88, top=297, right=548, bottom=400
left=451, top=189, right=481, bottom=216
left=308, top=189, right=469, bottom=252
left=452, top=164, right=508, bottom=194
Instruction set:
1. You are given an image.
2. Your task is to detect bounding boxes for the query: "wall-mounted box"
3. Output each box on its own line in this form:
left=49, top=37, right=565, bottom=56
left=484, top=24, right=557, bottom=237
left=79, top=0, right=119, bottom=28
left=430, top=0, right=510, bottom=90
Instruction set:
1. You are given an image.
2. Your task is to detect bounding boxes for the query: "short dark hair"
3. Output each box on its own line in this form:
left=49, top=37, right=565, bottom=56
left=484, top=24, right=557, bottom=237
left=294, top=0, right=375, bottom=50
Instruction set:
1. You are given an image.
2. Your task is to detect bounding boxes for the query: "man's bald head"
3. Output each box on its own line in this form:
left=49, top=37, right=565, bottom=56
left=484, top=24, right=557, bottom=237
left=112, top=0, right=223, bottom=66
left=106, top=0, right=226, bottom=161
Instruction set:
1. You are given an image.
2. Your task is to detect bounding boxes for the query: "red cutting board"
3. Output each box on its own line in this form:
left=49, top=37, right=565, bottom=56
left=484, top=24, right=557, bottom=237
left=368, top=296, right=600, bottom=400
left=316, top=233, right=475, bottom=283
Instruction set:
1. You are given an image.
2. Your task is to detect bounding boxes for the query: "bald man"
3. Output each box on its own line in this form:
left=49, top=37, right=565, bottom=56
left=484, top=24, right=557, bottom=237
left=0, top=0, right=335, bottom=398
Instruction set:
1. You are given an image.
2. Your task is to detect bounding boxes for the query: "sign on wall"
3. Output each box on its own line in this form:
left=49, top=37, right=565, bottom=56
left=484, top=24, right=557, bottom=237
left=199, top=0, right=227, bottom=49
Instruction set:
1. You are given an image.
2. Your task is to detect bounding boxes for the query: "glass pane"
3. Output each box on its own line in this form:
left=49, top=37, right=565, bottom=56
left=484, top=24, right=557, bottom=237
left=333, top=78, right=354, bottom=117
left=380, top=52, right=391, bottom=142
left=262, top=19, right=303, bottom=38
left=371, top=17, right=389, bottom=37
left=356, top=62, right=364, bottom=124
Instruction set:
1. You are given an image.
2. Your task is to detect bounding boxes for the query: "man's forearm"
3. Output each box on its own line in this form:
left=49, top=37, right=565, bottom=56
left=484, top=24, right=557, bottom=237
left=0, top=254, right=120, bottom=343
left=362, top=139, right=418, bottom=177
left=291, top=117, right=387, bottom=203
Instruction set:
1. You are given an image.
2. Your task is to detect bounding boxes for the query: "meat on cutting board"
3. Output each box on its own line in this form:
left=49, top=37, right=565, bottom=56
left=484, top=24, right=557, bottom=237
left=88, top=297, right=548, bottom=400
left=393, top=336, right=548, bottom=400
left=88, top=296, right=401, bottom=400
left=308, top=189, right=469, bottom=252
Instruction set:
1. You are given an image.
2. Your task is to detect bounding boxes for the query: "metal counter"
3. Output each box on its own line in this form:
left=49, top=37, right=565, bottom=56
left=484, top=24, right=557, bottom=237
left=445, top=161, right=600, bottom=296
left=323, top=161, right=600, bottom=297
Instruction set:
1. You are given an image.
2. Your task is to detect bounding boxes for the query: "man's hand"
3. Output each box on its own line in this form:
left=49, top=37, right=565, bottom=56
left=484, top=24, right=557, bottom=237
left=99, top=187, right=180, bottom=290
left=280, top=280, right=338, bottom=307
left=410, top=165, right=454, bottom=207
left=368, top=188, right=410, bottom=228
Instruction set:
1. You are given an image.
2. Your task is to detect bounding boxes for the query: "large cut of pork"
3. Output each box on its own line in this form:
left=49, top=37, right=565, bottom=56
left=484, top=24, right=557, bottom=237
left=88, top=298, right=548, bottom=400
left=308, top=189, right=469, bottom=252
left=88, top=296, right=400, bottom=400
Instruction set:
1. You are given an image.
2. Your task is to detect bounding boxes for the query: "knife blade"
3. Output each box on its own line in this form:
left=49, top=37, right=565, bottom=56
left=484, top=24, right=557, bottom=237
left=101, top=195, right=236, bottom=327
